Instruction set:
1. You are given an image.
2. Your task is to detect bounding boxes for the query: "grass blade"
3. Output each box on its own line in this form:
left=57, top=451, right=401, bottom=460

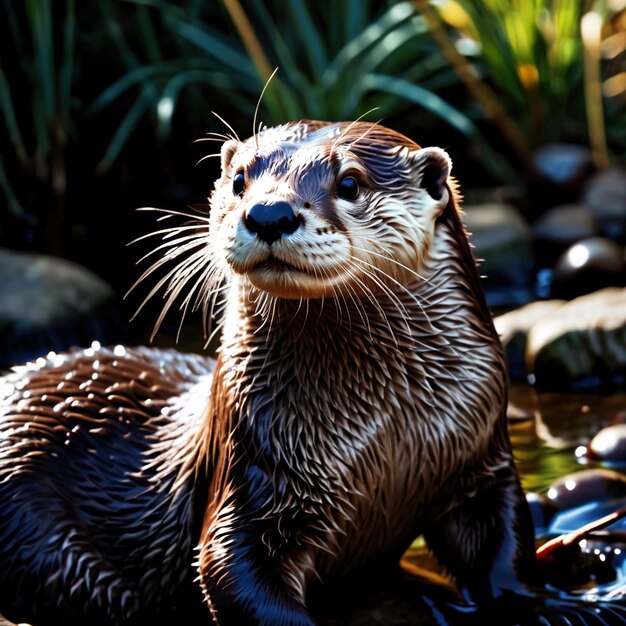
left=97, top=94, right=150, bottom=173
left=285, top=0, right=328, bottom=79
left=60, top=0, right=76, bottom=132
left=0, top=156, right=25, bottom=217
left=0, top=66, right=29, bottom=167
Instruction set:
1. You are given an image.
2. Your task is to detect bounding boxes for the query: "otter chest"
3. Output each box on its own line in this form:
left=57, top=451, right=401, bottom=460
left=219, top=307, right=499, bottom=570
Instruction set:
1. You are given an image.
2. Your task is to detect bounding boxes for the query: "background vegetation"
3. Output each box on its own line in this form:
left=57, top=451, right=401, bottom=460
left=0, top=0, right=624, bottom=302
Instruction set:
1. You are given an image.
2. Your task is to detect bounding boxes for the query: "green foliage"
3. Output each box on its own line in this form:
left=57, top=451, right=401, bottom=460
left=431, top=0, right=626, bottom=163
left=4, top=0, right=624, bottom=232
left=0, top=0, right=76, bottom=217
left=90, top=1, right=505, bottom=175
left=451, top=0, right=588, bottom=142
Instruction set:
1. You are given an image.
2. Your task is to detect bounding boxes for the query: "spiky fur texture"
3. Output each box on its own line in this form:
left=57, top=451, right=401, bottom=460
left=2, top=121, right=624, bottom=625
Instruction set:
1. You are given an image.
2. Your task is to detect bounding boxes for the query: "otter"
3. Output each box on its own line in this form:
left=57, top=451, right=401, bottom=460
left=0, top=121, right=624, bottom=626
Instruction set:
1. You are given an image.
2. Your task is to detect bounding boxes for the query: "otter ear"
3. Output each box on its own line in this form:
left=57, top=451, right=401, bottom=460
left=411, top=147, right=452, bottom=207
left=220, top=139, right=239, bottom=172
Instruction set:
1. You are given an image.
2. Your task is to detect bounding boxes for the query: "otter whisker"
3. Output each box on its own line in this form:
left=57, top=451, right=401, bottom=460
left=350, top=256, right=432, bottom=341
left=354, top=251, right=444, bottom=324
left=253, top=67, right=280, bottom=147
left=148, top=252, right=216, bottom=341
left=352, top=257, right=468, bottom=365
left=131, top=223, right=209, bottom=249
left=316, top=264, right=351, bottom=331
left=350, top=255, right=423, bottom=319
left=340, top=279, right=370, bottom=336
left=190, top=271, right=227, bottom=344
left=345, top=119, right=384, bottom=153
left=330, top=107, right=380, bottom=157
left=266, top=295, right=280, bottom=340
left=341, top=262, right=390, bottom=340
left=135, top=206, right=210, bottom=221
left=343, top=263, right=401, bottom=346
left=128, top=227, right=216, bottom=331
left=202, top=284, right=229, bottom=349
left=132, top=231, right=209, bottom=267
left=349, top=242, right=431, bottom=285
left=196, top=153, right=223, bottom=166
left=167, top=257, right=221, bottom=342
left=211, top=110, right=240, bottom=142
left=194, top=136, right=230, bottom=144
left=128, top=242, right=206, bottom=313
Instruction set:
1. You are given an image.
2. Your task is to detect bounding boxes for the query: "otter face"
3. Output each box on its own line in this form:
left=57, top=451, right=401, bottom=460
left=209, top=121, right=453, bottom=299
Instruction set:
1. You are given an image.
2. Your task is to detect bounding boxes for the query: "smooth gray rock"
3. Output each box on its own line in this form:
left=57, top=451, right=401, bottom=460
left=526, top=287, right=626, bottom=390
left=587, top=424, right=626, bottom=464
left=494, top=300, right=565, bottom=381
left=582, top=166, right=626, bottom=243
left=551, top=237, right=625, bottom=300
left=532, top=204, right=600, bottom=268
left=0, top=248, right=126, bottom=368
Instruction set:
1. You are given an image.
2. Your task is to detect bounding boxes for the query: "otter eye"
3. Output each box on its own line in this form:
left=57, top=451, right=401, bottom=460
left=337, top=176, right=359, bottom=200
left=232, top=171, right=245, bottom=197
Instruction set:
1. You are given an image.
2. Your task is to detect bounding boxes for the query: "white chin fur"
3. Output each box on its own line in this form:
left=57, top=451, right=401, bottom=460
left=245, top=266, right=349, bottom=299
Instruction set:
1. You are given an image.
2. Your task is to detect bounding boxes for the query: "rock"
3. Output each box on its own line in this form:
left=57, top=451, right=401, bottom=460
left=494, top=300, right=565, bottom=380
left=526, top=492, right=559, bottom=536
left=526, top=287, right=626, bottom=390
left=544, top=468, right=626, bottom=511
left=586, top=424, right=626, bottom=465
left=462, top=203, right=534, bottom=309
left=582, top=166, right=626, bottom=243
left=531, top=204, right=600, bottom=269
left=528, top=143, right=594, bottom=215
left=550, top=237, right=625, bottom=300
left=0, top=248, right=128, bottom=369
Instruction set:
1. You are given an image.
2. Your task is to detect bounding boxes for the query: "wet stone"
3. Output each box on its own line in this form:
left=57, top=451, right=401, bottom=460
left=531, top=204, right=599, bottom=269
left=587, top=424, right=626, bottom=465
left=550, top=237, right=625, bottom=300
left=582, top=166, right=626, bottom=244
left=548, top=498, right=626, bottom=535
left=494, top=300, right=565, bottom=381
left=462, top=203, right=534, bottom=309
left=528, top=143, right=594, bottom=215
left=526, top=492, right=559, bottom=536
left=526, top=287, right=626, bottom=390
left=545, top=468, right=626, bottom=511
left=0, top=248, right=128, bottom=369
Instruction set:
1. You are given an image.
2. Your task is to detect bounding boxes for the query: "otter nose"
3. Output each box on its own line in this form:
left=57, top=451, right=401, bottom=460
left=244, top=201, right=300, bottom=245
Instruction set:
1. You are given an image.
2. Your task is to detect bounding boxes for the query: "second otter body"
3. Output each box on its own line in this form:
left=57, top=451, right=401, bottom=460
left=0, top=120, right=567, bottom=624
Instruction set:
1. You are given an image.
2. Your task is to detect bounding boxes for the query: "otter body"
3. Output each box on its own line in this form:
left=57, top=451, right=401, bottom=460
left=1, top=121, right=616, bottom=625
left=0, top=347, right=214, bottom=623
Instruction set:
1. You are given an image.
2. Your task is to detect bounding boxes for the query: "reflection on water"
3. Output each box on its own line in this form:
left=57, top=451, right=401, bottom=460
left=509, top=383, right=626, bottom=493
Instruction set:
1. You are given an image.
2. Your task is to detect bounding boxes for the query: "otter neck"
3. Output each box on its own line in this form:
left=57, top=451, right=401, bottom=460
left=224, top=221, right=496, bottom=356
left=214, top=216, right=506, bottom=440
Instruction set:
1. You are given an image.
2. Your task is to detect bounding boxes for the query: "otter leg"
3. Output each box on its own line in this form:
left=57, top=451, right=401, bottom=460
left=199, top=464, right=316, bottom=626
left=424, top=462, right=537, bottom=608
left=201, top=540, right=316, bottom=626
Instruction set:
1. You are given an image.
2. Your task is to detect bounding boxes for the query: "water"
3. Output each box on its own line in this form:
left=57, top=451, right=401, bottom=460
left=509, top=383, right=626, bottom=494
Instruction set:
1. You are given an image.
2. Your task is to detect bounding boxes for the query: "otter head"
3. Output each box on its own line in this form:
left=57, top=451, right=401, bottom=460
left=209, top=121, right=453, bottom=299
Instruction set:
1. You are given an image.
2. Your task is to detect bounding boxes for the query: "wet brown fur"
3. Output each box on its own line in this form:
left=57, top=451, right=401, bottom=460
left=0, top=121, right=537, bottom=625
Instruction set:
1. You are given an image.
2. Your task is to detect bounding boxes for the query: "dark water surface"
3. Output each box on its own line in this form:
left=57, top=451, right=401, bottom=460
left=508, top=383, right=626, bottom=494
